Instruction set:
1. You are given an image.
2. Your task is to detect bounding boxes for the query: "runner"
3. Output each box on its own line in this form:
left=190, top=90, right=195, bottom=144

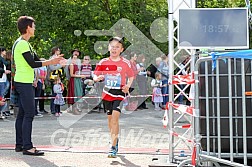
left=93, top=37, right=134, bottom=158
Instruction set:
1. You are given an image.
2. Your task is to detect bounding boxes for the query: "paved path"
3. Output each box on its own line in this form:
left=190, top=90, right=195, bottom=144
left=0, top=103, right=190, bottom=167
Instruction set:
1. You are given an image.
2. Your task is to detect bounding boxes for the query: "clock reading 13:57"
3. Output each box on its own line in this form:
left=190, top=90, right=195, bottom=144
left=195, top=25, right=239, bottom=33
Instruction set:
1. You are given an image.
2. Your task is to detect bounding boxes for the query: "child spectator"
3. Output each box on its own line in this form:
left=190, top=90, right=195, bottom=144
left=48, top=46, right=65, bottom=115
left=151, top=72, right=165, bottom=111
left=53, top=77, right=65, bottom=116
left=81, top=55, right=92, bottom=96
left=84, top=79, right=94, bottom=95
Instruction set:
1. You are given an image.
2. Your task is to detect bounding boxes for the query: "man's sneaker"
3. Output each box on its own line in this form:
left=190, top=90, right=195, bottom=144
left=108, top=146, right=117, bottom=158
left=0, top=115, right=5, bottom=120
left=38, top=111, right=44, bottom=114
left=3, top=112, right=10, bottom=117
left=34, top=114, right=43, bottom=118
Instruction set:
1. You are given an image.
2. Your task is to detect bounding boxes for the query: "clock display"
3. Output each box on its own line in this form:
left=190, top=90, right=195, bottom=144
left=196, top=25, right=239, bottom=33
left=179, top=8, right=249, bottom=49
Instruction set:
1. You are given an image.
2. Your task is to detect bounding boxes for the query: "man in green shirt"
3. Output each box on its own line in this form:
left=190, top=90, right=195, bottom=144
left=13, top=16, right=65, bottom=156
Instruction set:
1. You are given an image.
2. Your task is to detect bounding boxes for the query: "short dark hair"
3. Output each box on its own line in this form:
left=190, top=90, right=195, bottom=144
left=109, top=37, right=124, bottom=47
left=0, top=46, right=6, bottom=53
left=17, top=16, right=35, bottom=34
left=71, top=49, right=82, bottom=57
left=51, top=46, right=60, bottom=55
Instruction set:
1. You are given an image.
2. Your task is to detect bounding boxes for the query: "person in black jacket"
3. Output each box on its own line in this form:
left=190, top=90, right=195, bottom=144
left=2, top=50, right=12, bottom=116
left=0, top=47, right=11, bottom=97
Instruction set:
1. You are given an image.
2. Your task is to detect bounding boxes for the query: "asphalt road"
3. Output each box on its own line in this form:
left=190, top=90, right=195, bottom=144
left=0, top=103, right=189, bottom=167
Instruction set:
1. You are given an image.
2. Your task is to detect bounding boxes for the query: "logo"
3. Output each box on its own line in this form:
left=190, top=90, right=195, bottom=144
left=117, top=67, right=122, bottom=72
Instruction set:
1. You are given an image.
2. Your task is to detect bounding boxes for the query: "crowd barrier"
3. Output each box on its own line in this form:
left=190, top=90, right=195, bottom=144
left=179, top=56, right=252, bottom=167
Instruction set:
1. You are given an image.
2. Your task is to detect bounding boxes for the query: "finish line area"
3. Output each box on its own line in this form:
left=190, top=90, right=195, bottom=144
left=0, top=103, right=190, bottom=167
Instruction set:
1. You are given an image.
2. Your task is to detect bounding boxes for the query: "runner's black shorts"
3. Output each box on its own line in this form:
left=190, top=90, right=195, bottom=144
left=102, top=88, right=125, bottom=115
left=103, top=100, right=123, bottom=115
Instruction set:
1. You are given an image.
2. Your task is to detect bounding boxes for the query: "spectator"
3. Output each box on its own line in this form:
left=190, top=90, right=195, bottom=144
left=10, top=51, right=18, bottom=112
left=48, top=47, right=65, bottom=115
left=0, top=46, right=9, bottom=66
left=158, top=55, right=169, bottom=108
left=80, top=55, right=92, bottom=96
left=128, top=52, right=138, bottom=90
left=38, top=58, right=48, bottom=113
left=4, top=50, right=11, bottom=96
left=34, top=58, right=47, bottom=117
left=53, top=77, right=65, bottom=117
left=66, top=49, right=85, bottom=115
left=136, top=54, right=148, bottom=110
left=3, top=50, right=12, bottom=116
left=151, top=72, right=165, bottom=111
left=83, top=79, right=94, bottom=95
left=33, top=68, right=44, bottom=117
left=0, top=47, right=11, bottom=98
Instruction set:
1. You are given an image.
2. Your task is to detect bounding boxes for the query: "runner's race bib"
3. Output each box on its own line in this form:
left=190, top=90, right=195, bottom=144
left=105, top=75, right=121, bottom=89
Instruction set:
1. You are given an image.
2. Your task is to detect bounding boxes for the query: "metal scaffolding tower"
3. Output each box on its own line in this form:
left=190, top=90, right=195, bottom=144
left=152, top=0, right=252, bottom=166
left=167, top=0, right=196, bottom=164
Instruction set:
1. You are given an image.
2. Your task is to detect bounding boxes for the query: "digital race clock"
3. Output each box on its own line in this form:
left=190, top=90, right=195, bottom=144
left=178, top=8, right=249, bottom=49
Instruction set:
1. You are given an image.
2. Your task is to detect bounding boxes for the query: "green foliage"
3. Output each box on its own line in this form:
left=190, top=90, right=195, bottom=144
left=197, top=0, right=246, bottom=8
left=1, top=0, right=252, bottom=59
left=0, top=0, right=168, bottom=59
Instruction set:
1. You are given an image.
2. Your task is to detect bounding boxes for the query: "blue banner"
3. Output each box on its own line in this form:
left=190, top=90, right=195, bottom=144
left=211, top=50, right=252, bottom=70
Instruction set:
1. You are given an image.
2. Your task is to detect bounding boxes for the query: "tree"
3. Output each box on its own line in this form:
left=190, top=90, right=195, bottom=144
left=0, top=0, right=168, bottom=59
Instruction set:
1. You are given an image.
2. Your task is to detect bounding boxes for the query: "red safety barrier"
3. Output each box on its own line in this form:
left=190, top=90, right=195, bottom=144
left=5, top=93, right=191, bottom=100
left=170, top=74, right=198, bottom=85
left=174, top=124, right=191, bottom=129
left=166, top=102, right=195, bottom=116
left=191, top=145, right=196, bottom=166
left=169, top=130, right=193, bottom=143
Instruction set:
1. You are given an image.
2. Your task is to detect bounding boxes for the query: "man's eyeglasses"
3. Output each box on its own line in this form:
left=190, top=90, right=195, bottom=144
left=84, top=59, right=90, bottom=60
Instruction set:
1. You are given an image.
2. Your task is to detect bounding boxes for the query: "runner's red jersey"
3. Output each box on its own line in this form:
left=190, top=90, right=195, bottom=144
left=94, top=57, right=134, bottom=101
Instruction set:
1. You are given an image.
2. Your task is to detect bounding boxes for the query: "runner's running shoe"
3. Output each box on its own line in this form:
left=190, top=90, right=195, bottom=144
left=108, top=146, right=117, bottom=158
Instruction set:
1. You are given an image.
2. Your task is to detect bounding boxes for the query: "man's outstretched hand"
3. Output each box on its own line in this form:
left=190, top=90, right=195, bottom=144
left=51, top=54, right=66, bottom=65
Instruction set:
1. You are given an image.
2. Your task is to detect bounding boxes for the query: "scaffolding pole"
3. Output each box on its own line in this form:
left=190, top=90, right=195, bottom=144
left=167, top=0, right=195, bottom=164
